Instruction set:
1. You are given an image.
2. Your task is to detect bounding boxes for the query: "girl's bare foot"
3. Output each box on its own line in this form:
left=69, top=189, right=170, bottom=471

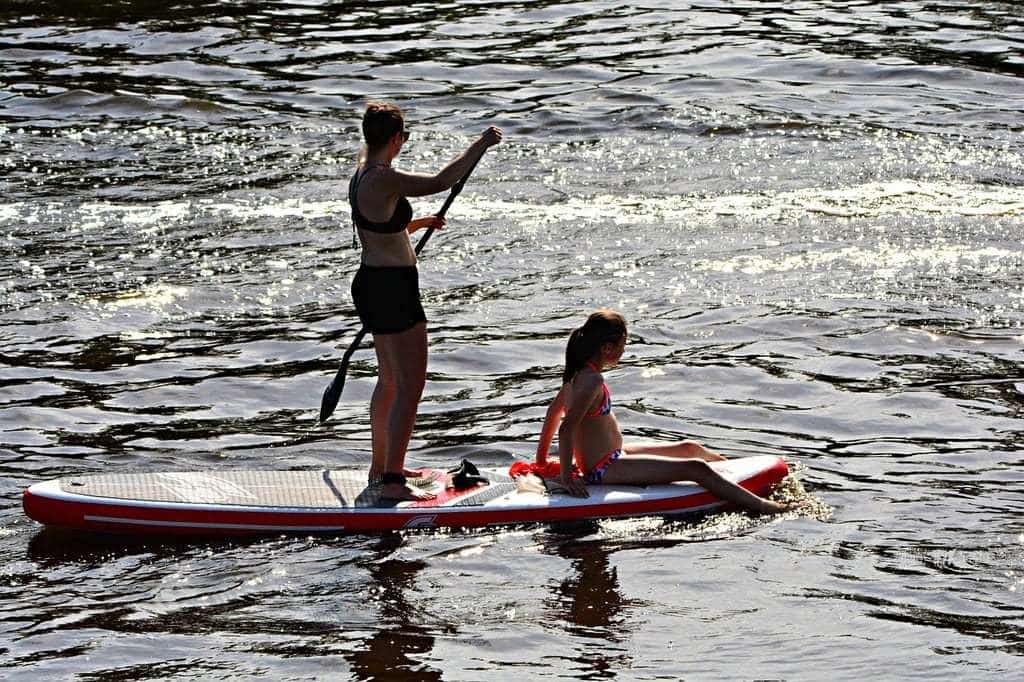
left=755, top=499, right=791, bottom=515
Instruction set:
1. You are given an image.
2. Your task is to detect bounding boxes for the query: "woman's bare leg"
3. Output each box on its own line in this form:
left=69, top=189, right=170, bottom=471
left=368, top=352, right=395, bottom=477
left=368, top=357, right=422, bottom=480
left=623, top=440, right=726, bottom=462
left=601, top=455, right=787, bottom=514
left=370, top=322, right=433, bottom=501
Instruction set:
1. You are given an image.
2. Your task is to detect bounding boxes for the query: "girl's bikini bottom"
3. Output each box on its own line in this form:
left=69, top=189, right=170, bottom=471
left=582, top=449, right=623, bottom=484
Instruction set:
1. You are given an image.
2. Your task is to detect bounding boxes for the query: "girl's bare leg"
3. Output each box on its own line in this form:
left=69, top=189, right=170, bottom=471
left=623, top=440, right=726, bottom=462
left=601, top=455, right=787, bottom=514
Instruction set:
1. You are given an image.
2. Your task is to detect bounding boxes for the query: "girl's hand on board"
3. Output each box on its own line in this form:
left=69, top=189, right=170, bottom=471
left=560, top=473, right=589, bottom=498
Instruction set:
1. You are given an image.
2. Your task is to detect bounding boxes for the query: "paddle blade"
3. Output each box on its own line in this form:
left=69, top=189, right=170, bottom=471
left=319, top=375, right=344, bottom=423
left=319, top=328, right=367, bottom=423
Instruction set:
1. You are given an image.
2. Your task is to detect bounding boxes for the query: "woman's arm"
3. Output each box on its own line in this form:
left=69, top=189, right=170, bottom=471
left=536, top=384, right=569, bottom=463
left=388, top=127, right=502, bottom=198
left=406, top=216, right=445, bottom=234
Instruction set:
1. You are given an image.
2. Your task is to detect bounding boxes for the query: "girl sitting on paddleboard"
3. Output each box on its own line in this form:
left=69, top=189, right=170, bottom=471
left=536, top=309, right=790, bottom=514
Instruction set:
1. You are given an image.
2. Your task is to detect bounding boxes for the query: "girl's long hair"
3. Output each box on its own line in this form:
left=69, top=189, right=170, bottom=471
left=562, top=309, right=627, bottom=384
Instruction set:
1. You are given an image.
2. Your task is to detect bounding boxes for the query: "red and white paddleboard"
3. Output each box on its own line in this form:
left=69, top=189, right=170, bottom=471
left=22, top=455, right=789, bottom=536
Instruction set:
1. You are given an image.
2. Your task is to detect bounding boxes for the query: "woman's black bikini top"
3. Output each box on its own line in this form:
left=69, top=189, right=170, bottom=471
left=348, top=165, right=412, bottom=234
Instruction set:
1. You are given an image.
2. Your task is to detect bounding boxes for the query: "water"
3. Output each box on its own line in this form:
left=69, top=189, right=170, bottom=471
left=2, top=0, right=1023, bottom=678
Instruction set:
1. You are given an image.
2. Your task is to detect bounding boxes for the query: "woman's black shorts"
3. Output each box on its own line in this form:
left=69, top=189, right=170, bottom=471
left=351, top=263, right=427, bottom=334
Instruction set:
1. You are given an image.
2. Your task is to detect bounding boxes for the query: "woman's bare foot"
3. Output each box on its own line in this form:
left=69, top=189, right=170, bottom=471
left=380, top=482, right=436, bottom=502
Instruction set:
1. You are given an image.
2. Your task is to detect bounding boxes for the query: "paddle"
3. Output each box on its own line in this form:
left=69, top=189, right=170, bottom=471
left=318, top=151, right=487, bottom=423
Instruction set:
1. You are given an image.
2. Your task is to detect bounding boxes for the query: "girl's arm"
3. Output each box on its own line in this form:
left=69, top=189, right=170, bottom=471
left=536, top=384, right=569, bottom=464
left=387, top=127, right=502, bottom=198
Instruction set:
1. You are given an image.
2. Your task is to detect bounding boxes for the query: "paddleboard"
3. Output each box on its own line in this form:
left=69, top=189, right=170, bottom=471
left=22, top=455, right=789, bottom=536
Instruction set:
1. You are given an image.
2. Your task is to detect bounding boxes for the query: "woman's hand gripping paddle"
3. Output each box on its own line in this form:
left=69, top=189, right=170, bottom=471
left=318, top=152, right=488, bottom=423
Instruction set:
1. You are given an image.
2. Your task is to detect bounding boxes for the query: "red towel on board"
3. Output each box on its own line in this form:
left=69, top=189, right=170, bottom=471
left=508, top=460, right=570, bottom=479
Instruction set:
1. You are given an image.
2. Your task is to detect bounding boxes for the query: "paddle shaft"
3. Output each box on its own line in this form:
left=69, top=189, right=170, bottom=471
left=319, top=151, right=486, bottom=423
left=412, top=152, right=483, bottom=255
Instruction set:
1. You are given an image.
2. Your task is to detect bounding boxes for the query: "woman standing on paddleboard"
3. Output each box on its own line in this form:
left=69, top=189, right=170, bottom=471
left=351, top=102, right=501, bottom=501
left=537, top=309, right=791, bottom=514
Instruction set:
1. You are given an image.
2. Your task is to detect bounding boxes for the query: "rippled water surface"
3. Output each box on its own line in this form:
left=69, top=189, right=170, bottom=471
left=2, top=1, right=1023, bottom=679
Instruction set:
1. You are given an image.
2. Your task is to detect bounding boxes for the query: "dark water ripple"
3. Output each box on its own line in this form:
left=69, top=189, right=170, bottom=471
left=2, top=0, right=1024, bottom=679
left=1, top=0, right=1022, bottom=136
